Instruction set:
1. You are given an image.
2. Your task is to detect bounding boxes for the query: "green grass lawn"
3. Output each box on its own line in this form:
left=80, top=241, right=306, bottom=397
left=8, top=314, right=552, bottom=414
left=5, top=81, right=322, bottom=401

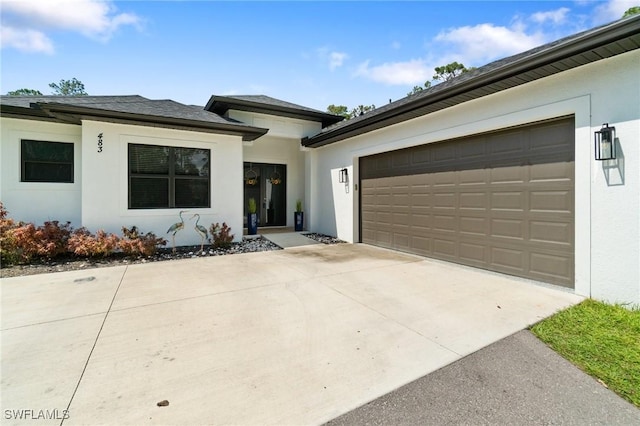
left=531, top=299, right=640, bottom=407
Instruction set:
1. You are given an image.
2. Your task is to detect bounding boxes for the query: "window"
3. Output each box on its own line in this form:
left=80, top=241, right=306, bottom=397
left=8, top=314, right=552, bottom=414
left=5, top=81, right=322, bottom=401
left=21, top=140, right=74, bottom=183
left=128, top=143, right=210, bottom=209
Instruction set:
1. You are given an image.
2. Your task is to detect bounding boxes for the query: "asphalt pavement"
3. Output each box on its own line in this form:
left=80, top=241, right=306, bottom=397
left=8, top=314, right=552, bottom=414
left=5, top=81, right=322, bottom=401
left=326, top=330, right=640, bottom=425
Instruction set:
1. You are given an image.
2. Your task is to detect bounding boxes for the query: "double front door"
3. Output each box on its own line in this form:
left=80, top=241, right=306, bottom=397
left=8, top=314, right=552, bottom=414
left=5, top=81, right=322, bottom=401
left=244, top=162, right=287, bottom=227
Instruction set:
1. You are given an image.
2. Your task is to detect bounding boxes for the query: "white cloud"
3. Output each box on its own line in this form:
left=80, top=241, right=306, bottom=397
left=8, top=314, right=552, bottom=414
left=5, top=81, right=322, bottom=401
left=531, top=7, right=571, bottom=25
left=317, top=47, right=348, bottom=70
left=434, top=23, right=546, bottom=64
left=0, top=26, right=54, bottom=54
left=1, top=0, right=142, bottom=53
left=354, top=59, right=431, bottom=85
left=353, top=18, right=551, bottom=87
left=329, top=51, right=348, bottom=70
left=592, top=0, right=639, bottom=24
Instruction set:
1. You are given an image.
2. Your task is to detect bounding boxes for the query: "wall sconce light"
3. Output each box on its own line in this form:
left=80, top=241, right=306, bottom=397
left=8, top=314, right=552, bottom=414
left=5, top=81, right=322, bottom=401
left=339, top=168, right=349, bottom=183
left=594, top=123, right=616, bottom=161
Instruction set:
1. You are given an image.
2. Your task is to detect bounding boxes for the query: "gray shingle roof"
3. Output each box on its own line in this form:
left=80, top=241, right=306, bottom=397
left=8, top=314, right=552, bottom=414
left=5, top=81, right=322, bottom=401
left=225, top=95, right=329, bottom=115
left=205, top=94, right=344, bottom=127
left=0, top=95, right=268, bottom=140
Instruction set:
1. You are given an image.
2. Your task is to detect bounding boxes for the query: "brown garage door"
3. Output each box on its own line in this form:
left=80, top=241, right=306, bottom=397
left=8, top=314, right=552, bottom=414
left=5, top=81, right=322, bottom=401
left=360, top=117, right=574, bottom=287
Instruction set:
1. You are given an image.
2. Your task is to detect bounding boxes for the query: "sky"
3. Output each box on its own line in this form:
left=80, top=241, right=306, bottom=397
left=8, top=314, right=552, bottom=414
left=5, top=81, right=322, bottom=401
left=1, top=0, right=638, bottom=112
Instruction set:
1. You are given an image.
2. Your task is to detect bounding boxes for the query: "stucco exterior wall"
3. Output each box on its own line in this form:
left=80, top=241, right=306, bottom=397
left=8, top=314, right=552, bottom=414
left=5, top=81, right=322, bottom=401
left=0, top=117, right=82, bottom=225
left=309, top=50, right=640, bottom=304
left=80, top=120, right=244, bottom=246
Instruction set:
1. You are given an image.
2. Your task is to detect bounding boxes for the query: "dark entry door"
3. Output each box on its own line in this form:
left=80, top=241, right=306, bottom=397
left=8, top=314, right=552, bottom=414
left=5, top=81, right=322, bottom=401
left=244, top=162, right=287, bottom=227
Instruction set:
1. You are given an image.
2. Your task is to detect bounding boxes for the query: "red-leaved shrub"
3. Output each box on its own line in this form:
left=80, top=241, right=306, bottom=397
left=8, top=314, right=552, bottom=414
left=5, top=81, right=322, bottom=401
left=209, top=222, right=234, bottom=248
left=10, top=220, right=73, bottom=262
left=119, top=226, right=166, bottom=257
left=68, top=228, right=120, bottom=257
left=0, top=202, right=20, bottom=265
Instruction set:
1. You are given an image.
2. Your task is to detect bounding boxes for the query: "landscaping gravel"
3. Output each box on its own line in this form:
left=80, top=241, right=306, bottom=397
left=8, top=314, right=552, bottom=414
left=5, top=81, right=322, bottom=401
left=303, top=233, right=347, bottom=244
left=0, top=233, right=344, bottom=278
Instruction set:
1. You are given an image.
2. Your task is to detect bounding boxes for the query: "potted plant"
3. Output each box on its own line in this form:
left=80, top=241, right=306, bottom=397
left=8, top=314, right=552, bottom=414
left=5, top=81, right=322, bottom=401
left=247, top=198, right=258, bottom=235
left=294, top=199, right=304, bottom=232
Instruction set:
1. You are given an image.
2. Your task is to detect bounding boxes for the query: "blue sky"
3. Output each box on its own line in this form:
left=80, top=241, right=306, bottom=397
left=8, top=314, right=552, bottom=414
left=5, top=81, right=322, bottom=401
left=1, top=1, right=637, bottom=111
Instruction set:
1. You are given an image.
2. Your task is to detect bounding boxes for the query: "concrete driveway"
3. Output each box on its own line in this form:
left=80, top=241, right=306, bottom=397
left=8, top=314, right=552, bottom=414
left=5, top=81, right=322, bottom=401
left=1, top=243, right=582, bottom=425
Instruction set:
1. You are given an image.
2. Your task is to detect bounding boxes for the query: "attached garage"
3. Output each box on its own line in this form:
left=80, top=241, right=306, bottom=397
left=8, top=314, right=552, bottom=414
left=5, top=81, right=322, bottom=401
left=360, top=117, right=575, bottom=287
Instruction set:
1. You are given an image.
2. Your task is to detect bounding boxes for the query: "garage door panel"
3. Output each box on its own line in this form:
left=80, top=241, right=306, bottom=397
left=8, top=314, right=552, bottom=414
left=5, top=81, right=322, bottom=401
left=460, top=216, right=488, bottom=236
left=460, top=191, right=488, bottom=209
left=529, top=252, right=573, bottom=284
left=530, top=221, right=573, bottom=245
left=433, top=171, right=457, bottom=186
left=433, top=239, right=456, bottom=257
left=459, top=168, right=488, bottom=185
left=432, top=144, right=457, bottom=163
left=432, top=215, right=457, bottom=232
left=529, top=190, right=572, bottom=212
left=458, top=138, right=487, bottom=160
left=360, top=117, right=574, bottom=287
left=410, top=236, right=432, bottom=254
left=459, top=242, right=487, bottom=263
left=489, top=131, right=526, bottom=156
left=491, top=218, right=525, bottom=240
left=491, top=191, right=526, bottom=211
left=529, top=162, right=574, bottom=182
left=490, top=247, right=526, bottom=272
left=529, top=122, right=574, bottom=155
left=434, top=192, right=456, bottom=208
left=490, top=165, right=527, bottom=184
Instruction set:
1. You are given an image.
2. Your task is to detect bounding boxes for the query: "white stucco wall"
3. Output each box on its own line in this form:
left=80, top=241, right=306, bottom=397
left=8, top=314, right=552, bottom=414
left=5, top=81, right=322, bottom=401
left=80, top=120, right=244, bottom=246
left=309, top=50, right=640, bottom=304
left=0, top=117, right=82, bottom=225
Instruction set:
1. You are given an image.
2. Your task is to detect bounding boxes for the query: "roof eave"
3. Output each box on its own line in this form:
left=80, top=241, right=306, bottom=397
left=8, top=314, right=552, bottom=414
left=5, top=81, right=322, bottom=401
left=205, top=95, right=344, bottom=127
left=36, top=103, right=269, bottom=141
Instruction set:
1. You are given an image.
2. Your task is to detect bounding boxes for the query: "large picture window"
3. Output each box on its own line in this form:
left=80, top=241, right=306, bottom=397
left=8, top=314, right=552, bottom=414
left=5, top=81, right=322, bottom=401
left=128, top=143, right=210, bottom=209
left=21, top=140, right=74, bottom=183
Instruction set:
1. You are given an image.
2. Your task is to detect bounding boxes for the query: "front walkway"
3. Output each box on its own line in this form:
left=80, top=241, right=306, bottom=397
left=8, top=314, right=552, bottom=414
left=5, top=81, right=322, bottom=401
left=261, top=231, right=321, bottom=249
left=1, top=244, right=582, bottom=425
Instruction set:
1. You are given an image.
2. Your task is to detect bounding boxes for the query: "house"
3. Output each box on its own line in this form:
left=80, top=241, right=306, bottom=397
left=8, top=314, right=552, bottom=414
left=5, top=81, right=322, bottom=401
left=1, top=15, right=639, bottom=304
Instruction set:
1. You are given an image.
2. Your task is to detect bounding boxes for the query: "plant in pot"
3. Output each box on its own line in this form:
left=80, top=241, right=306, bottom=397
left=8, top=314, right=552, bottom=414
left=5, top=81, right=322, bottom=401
left=294, top=199, right=304, bottom=232
left=247, top=198, right=258, bottom=235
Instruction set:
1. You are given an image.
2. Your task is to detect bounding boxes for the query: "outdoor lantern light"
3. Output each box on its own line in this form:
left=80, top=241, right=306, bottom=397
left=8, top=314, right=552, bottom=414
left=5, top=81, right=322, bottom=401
left=339, top=168, right=348, bottom=183
left=594, top=123, right=616, bottom=161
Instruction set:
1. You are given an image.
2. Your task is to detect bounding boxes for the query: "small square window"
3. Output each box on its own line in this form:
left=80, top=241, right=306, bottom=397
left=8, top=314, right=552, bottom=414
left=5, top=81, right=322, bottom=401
left=21, top=140, right=74, bottom=183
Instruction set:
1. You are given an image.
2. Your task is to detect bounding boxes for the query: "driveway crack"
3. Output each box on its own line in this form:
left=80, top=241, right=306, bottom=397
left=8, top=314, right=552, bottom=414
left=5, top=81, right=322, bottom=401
left=326, top=283, right=463, bottom=358
left=60, top=265, right=128, bottom=426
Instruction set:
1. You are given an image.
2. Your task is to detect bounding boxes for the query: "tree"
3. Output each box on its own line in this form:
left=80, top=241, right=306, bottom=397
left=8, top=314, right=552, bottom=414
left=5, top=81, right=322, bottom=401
left=407, top=81, right=432, bottom=96
left=326, top=103, right=376, bottom=120
left=433, top=61, right=473, bottom=82
left=6, top=88, right=43, bottom=96
left=622, top=6, right=640, bottom=18
left=327, top=104, right=350, bottom=118
left=350, top=104, right=376, bottom=118
left=49, top=78, right=87, bottom=96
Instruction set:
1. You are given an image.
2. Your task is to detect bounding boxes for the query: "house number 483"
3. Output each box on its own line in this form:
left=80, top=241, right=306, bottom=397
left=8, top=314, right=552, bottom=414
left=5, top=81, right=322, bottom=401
left=97, top=133, right=103, bottom=153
